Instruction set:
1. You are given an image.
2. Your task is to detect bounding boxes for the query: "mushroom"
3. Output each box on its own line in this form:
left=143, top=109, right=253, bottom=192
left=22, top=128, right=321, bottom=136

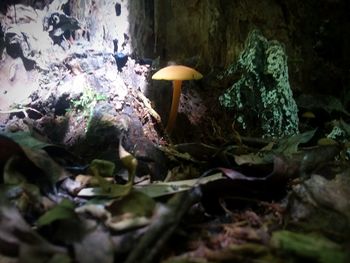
left=152, top=65, right=203, bottom=133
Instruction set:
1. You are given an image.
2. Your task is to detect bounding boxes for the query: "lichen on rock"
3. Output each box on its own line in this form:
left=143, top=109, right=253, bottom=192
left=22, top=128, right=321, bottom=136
left=219, top=29, right=299, bottom=138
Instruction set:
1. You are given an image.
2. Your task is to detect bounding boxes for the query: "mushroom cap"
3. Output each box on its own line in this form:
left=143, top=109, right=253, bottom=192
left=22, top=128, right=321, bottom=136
left=301, top=111, right=316, bottom=119
left=152, top=65, right=203, bottom=81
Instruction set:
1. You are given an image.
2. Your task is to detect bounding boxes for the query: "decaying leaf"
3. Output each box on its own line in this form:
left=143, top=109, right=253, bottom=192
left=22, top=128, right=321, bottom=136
left=0, top=203, right=67, bottom=262
left=0, top=183, right=43, bottom=216
left=271, top=230, right=349, bottom=263
left=296, top=94, right=350, bottom=116
left=0, top=135, right=26, bottom=183
left=287, top=170, right=350, bottom=239
left=2, top=131, right=51, bottom=150
left=106, top=190, right=155, bottom=218
left=0, top=133, right=69, bottom=192
left=124, top=188, right=202, bottom=263
left=74, top=224, right=114, bottom=263
left=275, top=129, right=317, bottom=156
left=77, top=190, right=156, bottom=232
left=234, top=130, right=317, bottom=166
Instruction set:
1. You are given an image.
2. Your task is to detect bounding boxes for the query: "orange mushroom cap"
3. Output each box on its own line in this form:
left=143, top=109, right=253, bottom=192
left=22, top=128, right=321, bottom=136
left=301, top=111, right=316, bottom=119
left=152, top=65, right=203, bottom=81
left=152, top=65, right=203, bottom=133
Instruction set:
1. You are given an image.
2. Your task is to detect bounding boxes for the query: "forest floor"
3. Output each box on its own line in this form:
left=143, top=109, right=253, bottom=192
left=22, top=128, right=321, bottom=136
left=1, top=3, right=350, bottom=263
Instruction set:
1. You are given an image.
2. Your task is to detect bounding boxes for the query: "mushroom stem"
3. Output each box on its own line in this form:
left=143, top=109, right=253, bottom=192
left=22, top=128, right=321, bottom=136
left=166, top=80, right=183, bottom=133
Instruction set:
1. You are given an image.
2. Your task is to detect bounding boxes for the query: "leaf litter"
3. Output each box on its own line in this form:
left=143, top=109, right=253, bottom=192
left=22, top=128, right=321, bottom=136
left=1, top=121, right=349, bottom=263
left=0, top=2, right=350, bottom=262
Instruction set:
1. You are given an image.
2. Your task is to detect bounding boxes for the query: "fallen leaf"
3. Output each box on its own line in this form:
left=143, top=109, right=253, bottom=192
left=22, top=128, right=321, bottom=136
left=271, top=230, right=349, bottom=263
left=36, top=199, right=77, bottom=227
left=74, top=224, right=114, bottom=263
left=0, top=203, right=67, bottom=261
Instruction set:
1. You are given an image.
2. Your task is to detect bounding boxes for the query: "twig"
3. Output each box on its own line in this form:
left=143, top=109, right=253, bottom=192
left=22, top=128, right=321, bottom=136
left=135, top=89, right=162, bottom=124
left=14, top=4, right=17, bottom=24
left=0, top=107, right=43, bottom=118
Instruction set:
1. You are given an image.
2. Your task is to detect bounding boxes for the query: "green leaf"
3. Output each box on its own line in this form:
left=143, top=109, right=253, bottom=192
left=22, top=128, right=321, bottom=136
left=37, top=199, right=76, bottom=227
left=78, top=173, right=225, bottom=198
left=95, top=173, right=132, bottom=197
left=1, top=131, right=51, bottom=150
left=119, top=143, right=138, bottom=184
left=136, top=173, right=224, bottom=198
left=271, top=231, right=348, bottom=263
left=104, top=190, right=155, bottom=231
left=89, top=159, right=115, bottom=177
left=47, top=254, right=72, bottom=263
left=106, top=190, right=155, bottom=217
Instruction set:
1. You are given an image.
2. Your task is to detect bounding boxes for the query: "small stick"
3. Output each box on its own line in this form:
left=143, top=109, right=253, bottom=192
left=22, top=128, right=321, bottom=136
left=0, top=107, right=43, bottom=118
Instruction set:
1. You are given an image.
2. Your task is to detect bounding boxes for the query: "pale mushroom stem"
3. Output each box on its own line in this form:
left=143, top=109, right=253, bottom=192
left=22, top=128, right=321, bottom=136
left=166, top=80, right=183, bottom=133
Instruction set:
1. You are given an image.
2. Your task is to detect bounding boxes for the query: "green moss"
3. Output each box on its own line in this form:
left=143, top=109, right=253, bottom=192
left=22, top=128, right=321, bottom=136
left=219, top=30, right=299, bottom=138
left=327, top=126, right=346, bottom=140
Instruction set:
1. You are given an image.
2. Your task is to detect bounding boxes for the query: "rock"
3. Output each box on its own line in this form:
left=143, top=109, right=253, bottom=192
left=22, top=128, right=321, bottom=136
left=219, top=30, right=299, bottom=138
